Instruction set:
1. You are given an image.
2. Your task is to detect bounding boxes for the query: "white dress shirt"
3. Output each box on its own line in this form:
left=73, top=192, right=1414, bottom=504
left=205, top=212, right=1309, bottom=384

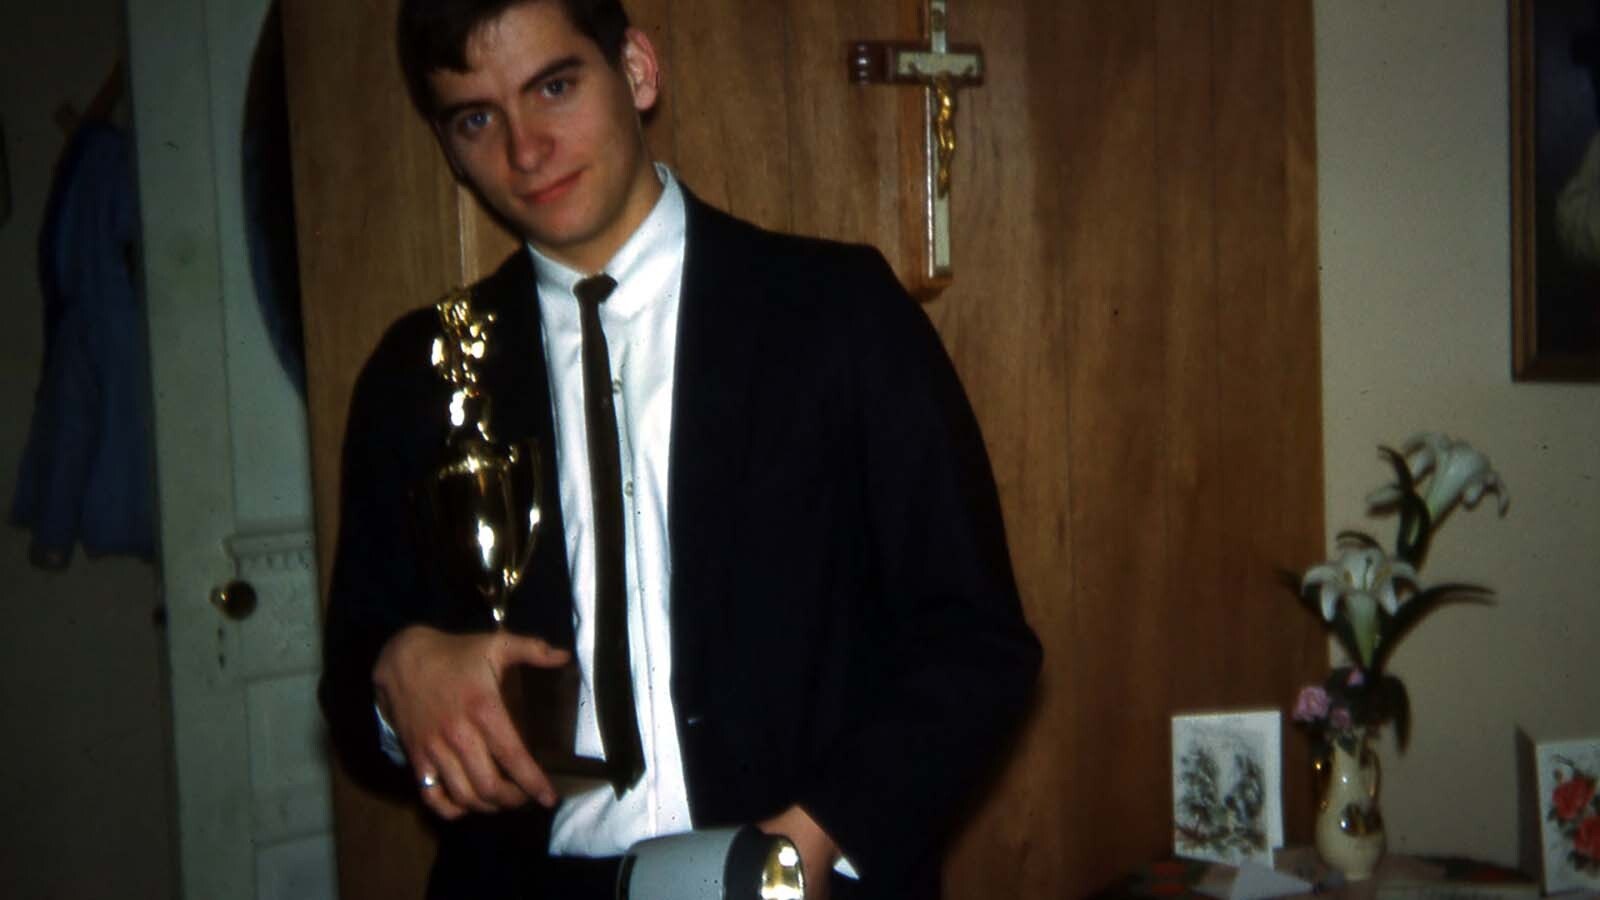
left=373, top=166, right=692, bottom=851
left=380, top=166, right=856, bottom=876
left=534, top=164, right=694, bottom=857
left=535, top=171, right=858, bottom=878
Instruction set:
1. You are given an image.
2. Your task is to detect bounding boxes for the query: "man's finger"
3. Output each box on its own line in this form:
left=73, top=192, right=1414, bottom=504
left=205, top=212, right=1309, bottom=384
left=416, top=765, right=467, bottom=820
left=422, top=787, right=468, bottom=820
left=480, top=705, right=558, bottom=807
left=498, top=633, right=573, bottom=670
left=443, top=722, right=530, bottom=811
left=460, top=746, right=531, bottom=811
left=427, top=742, right=495, bottom=814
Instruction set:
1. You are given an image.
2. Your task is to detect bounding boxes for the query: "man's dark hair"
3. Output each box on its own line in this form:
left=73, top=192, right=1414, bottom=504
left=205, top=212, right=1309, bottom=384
left=398, top=0, right=632, bottom=119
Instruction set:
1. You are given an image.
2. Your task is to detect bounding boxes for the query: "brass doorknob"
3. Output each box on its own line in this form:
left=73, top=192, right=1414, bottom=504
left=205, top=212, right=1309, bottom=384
left=210, top=580, right=258, bottom=621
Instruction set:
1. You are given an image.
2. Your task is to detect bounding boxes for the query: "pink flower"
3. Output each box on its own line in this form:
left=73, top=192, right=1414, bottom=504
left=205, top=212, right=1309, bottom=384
left=1346, top=669, right=1366, bottom=688
left=1329, top=707, right=1353, bottom=731
left=1554, top=776, right=1597, bottom=822
left=1293, top=686, right=1331, bottom=722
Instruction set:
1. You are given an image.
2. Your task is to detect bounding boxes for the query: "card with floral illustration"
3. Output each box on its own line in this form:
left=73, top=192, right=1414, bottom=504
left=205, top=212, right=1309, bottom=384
left=1172, top=710, right=1284, bottom=867
left=1536, top=737, right=1600, bottom=894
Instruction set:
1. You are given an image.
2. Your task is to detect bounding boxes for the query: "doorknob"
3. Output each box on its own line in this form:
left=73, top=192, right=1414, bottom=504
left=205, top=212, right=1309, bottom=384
left=210, top=580, right=258, bottom=620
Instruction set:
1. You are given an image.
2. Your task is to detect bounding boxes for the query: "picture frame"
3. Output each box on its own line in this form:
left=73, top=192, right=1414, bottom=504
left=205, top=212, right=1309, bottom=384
left=1532, top=736, right=1600, bottom=894
left=1171, top=710, right=1284, bottom=868
left=1511, top=0, right=1600, bottom=380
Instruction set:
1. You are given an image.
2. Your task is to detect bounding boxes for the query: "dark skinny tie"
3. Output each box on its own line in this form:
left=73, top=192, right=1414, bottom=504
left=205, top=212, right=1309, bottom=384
left=573, top=274, right=645, bottom=795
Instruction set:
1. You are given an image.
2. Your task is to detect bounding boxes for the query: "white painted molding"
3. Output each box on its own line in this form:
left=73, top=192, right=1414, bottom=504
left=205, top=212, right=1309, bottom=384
left=225, top=526, right=314, bottom=576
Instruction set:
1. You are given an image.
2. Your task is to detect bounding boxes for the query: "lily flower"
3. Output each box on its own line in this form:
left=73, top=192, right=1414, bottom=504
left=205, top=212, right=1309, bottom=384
left=1302, top=540, right=1419, bottom=667
left=1420, top=437, right=1508, bottom=521
left=1291, top=433, right=1502, bottom=750
left=1367, top=433, right=1509, bottom=522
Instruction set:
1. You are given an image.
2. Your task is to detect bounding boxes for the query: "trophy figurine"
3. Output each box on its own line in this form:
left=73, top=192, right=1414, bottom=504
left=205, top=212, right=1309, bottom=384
left=421, top=287, right=609, bottom=787
left=421, top=291, right=810, bottom=898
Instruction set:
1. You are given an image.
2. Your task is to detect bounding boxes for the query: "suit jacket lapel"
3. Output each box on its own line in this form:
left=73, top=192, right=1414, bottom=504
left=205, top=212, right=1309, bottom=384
left=455, top=197, right=768, bottom=657
left=669, top=196, right=766, bottom=672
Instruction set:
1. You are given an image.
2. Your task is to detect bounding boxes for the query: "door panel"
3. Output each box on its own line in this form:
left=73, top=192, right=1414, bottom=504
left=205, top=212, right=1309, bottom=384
left=286, top=2, right=1323, bottom=896
left=130, top=0, right=334, bottom=895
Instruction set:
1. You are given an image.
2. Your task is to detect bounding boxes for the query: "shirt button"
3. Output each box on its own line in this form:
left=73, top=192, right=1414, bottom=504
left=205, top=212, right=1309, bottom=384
left=612, top=379, right=622, bottom=395
left=624, top=480, right=634, bottom=497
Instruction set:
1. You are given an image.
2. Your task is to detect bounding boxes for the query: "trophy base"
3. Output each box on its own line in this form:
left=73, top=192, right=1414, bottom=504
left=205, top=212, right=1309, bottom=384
left=542, top=759, right=616, bottom=798
left=503, top=661, right=620, bottom=796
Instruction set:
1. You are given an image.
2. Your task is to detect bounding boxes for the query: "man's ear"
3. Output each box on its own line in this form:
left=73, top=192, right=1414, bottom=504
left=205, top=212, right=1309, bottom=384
left=620, top=27, right=660, bottom=112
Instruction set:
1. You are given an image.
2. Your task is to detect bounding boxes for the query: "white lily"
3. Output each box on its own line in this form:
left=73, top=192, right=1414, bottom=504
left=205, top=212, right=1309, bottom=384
left=1302, top=541, right=1419, bottom=667
left=1366, top=432, right=1509, bottom=522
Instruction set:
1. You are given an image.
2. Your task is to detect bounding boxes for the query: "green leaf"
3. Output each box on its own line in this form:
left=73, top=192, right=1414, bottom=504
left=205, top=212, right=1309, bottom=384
left=1377, top=674, right=1411, bottom=750
left=1377, top=447, right=1433, bottom=567
left=1291, top=577, right=1364, bottom=663
left=1346, top=593, right=1380, bottom=669
left=1328, top=600, right=1365, bottom=665
left=1378, top=446, right=1416, bottom=495
left=1276, top=567, right=1305, bottom=595
left=1396, top=491, right=1432, bottom=567
left=1335, top=530, right=1381, bottom=550
left=1372, top=583, right=1494, bottom=672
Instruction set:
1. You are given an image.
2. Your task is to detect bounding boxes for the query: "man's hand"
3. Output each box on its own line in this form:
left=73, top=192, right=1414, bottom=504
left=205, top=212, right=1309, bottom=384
left=373, top=625, right=571, bottom=819
left=758, top=805, right=840, bottom=900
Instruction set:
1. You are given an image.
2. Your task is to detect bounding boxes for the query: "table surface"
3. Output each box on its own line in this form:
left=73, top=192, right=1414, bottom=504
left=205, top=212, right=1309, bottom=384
left=1089, top=848, right=1540, bottom=899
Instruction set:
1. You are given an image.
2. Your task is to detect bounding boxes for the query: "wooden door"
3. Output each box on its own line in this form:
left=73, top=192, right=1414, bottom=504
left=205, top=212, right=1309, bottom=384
left=283, top=1, right=1324, bottom=897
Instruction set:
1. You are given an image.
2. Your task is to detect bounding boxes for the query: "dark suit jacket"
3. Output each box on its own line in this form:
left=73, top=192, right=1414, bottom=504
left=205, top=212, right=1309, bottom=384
left=319, top=194, right=1041, bottom=899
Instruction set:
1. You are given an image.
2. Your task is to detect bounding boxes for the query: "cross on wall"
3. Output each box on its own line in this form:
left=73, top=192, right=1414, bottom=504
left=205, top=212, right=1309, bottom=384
left=851, top=0, right=985, bottom=294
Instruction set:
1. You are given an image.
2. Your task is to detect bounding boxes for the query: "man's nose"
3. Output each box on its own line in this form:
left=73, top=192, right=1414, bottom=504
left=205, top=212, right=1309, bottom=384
left=505, top=115, right=550, bottom=172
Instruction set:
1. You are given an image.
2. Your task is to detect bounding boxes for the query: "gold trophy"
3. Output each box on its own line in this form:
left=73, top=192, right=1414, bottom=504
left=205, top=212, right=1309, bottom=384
left=421, top=288, right=608, bottom=786
left=424, top=291, right=809, bottom=897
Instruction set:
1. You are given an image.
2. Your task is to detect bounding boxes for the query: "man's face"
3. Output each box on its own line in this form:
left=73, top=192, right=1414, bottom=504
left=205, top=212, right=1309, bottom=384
left=428, top=1, right=661, bottom=272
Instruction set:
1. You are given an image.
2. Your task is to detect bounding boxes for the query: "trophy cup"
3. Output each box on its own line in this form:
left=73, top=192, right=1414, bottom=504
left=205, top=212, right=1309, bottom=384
left=422, top=292, right=811, bottom=898
left=421, top=287, right=610, bottom=789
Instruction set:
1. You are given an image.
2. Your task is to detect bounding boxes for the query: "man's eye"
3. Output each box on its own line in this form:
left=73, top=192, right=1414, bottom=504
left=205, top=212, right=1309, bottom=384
left=541, top=78, right=571, bottom=99
left=454, top=110, right=492, bottom=137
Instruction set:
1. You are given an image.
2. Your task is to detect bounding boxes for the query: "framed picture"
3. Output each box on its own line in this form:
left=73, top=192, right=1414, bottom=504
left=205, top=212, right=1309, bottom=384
left=1171, top=710, right=1284, bottom=867
left=1533, top=736, right=1600, bottom=894
left=1511, top=0, right=1600, bottom=380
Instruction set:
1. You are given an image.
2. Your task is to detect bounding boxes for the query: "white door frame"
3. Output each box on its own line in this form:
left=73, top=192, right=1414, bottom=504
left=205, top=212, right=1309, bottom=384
left=127, top=0, right=334, bottom=896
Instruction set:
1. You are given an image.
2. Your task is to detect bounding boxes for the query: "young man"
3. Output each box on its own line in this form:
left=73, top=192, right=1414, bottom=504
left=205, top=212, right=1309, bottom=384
left=318, top=1, right=1040, bottom=897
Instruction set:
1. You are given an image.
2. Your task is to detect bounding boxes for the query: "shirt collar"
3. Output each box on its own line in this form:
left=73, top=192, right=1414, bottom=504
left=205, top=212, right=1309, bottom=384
left=526, top=163, right=686, bottom=310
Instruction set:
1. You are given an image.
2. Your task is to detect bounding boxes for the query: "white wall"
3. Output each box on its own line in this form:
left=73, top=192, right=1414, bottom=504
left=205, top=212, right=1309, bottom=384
left=1316, top=0, right=1600, bottom=867
left=0, top=1, right=175, bottom=897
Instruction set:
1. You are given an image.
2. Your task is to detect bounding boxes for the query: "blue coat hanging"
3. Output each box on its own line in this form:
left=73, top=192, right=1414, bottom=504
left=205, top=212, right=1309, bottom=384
left=11, top=122, right=155, bottom=568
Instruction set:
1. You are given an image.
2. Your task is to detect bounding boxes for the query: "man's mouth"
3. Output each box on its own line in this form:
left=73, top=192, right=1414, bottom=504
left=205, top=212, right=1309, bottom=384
left=523, top=170, right=582, bottom=205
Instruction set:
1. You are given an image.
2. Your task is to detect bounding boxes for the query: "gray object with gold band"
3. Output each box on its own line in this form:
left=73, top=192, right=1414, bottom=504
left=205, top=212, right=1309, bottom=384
left=618, top=826, right=805, bottom=900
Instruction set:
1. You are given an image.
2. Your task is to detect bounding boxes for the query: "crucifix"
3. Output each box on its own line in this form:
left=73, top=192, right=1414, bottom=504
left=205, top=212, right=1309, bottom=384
left=851, top=0, right=984, bottom=297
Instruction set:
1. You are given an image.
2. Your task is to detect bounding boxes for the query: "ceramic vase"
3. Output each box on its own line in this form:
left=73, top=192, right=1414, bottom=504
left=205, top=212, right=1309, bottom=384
left=1314, top=729, right=1386, bottom=880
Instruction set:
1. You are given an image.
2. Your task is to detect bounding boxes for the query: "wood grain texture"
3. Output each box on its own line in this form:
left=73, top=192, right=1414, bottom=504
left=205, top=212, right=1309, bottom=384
left=1281, top=0, right=1327, bottom=839
left=929, top=1, right=1325, bottom=894
left=1155, top=0, right=1225, bottom=715
left=936, top=0, right=1079, bottom=894
left=1059, top=2, right=1177, bottom=885
left=662, top=0, right=792, bottom=228
left=783, top=1, right=906, bottom=252
left=285, top=1, right=1325, bottom=897
left=281, top=0, right=455, bottom=896
left=1210, top=0, right=1325, bottom=851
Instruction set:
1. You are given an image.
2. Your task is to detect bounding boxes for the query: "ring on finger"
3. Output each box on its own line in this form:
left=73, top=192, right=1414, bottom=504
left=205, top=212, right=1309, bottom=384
left=419, top=772, right=439, bottom=790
